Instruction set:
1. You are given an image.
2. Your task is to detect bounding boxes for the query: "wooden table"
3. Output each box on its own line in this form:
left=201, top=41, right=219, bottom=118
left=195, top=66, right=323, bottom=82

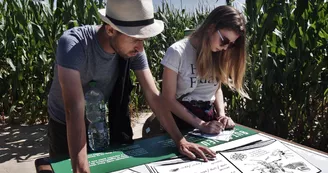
left=35, top=124, right=328, bottom=173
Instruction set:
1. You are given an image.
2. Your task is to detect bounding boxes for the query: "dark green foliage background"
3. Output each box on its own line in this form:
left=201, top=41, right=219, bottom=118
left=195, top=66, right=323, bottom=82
left=0, top=0, right=327, bottom=152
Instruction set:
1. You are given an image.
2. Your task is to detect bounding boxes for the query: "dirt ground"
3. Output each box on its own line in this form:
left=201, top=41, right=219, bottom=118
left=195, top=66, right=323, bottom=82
left=0, top=112, right=152, bottom=173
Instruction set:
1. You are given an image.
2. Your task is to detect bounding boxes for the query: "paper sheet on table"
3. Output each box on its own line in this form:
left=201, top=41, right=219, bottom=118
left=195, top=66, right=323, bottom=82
left=221, top=139, right=321, bottom=173
left=188, top=129, right=235, bottom=141
left=147, top=154, right=241, bottom=173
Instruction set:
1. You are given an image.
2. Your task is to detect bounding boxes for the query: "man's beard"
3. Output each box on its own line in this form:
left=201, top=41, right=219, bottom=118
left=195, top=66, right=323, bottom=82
left=109, top=39, right=129, bottom=59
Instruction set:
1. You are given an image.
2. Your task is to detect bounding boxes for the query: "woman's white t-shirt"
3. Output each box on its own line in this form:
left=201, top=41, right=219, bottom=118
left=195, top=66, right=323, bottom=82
left=161, top=38, right=219, bottom=103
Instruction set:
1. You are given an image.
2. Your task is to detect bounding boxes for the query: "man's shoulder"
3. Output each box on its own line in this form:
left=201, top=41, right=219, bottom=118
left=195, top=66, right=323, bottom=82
left=55, top=25, right=98, bottom=69
left=60, top=25, right=96, bottom=42
left=63, top=25, right=95, bottom=34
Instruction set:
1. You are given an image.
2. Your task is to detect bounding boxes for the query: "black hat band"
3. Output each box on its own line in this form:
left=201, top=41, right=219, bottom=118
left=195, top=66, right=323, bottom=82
left=106, top=15, right=154, bottom=27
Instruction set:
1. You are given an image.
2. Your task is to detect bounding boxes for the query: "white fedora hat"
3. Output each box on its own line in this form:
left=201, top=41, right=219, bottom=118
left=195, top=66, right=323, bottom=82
left=98, top=0, right=164, bottom=38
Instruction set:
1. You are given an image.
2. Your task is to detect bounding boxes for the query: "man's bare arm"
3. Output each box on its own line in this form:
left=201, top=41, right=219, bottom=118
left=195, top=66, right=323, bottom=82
left=135, top=68, right=215, bottom=161
left=58, top=65, right=90, bottom=173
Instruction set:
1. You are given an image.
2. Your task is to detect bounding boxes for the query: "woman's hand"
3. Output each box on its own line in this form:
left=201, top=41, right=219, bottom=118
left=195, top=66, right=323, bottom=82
left=199, top=120, right=224, bottom=134
left=216, top=116, right=235, bottom=130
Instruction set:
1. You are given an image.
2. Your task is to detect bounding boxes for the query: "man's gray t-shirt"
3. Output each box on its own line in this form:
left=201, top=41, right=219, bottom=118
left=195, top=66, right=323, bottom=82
left=48, top=25, right=149, bottom=124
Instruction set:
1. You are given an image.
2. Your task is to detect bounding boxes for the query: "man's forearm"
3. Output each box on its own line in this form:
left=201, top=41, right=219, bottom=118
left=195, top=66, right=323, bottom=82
left=58, top=65, right=89, bottom=173
left=146, top=94, right=185, bottom=144
left=66, top=109, right=90, bottom=173
left=156, top=106, right=184, bottom=144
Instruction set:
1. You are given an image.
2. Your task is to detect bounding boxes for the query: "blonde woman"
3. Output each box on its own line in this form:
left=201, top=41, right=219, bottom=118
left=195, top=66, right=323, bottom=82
left=162, top=5, right=248, bottom=134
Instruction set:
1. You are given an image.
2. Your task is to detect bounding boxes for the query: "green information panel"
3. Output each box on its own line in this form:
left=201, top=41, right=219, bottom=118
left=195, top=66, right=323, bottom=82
left=51, top=125, right=257, bottom=173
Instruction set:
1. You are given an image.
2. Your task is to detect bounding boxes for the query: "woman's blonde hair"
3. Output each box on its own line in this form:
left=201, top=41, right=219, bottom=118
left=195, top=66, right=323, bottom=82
left=190, top=5, right=249, bottom=98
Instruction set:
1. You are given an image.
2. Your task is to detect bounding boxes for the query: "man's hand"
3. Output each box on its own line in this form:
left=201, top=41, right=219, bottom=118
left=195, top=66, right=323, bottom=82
left=199, top=120, right=224, bottom=134
left=216, top=116, right=235, bottom=130
left=177, top=138, right=216, bottom=162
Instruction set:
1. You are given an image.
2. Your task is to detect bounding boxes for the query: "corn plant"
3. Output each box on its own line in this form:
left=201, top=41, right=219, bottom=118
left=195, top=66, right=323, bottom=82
left=0, top=0, right=102, bottom=124
left=224, top=0, right=328, bottom=152
left=0, top=0, right=327, bottom=152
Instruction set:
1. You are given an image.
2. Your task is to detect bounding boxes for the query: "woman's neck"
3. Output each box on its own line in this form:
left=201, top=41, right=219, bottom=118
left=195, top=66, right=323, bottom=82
left=189, top=36, right=200, bottom=51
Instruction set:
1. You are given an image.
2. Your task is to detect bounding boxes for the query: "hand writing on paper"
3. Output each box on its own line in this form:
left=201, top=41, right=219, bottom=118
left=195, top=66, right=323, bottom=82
left=199, top=120, right=224, bottom=134
left=216, top=116, right=235, bottom=130
left=177, top=139, right=216, bottom=162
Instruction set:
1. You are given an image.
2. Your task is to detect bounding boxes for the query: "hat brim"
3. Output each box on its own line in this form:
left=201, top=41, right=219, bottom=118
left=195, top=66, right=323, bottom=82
left=98, top=9, right=164, bottom=39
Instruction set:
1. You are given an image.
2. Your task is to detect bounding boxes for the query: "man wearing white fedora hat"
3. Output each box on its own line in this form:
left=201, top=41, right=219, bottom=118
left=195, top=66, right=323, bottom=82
left=47, top=0, right=215, bottom=172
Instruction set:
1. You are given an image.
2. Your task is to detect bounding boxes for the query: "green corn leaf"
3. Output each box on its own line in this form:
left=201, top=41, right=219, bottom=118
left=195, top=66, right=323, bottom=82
left=289, top=34, right=297, bottom=49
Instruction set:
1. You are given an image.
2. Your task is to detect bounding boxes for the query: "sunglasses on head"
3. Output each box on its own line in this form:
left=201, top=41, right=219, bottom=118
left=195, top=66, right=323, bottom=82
left=217, top=30, right=234, bottom=48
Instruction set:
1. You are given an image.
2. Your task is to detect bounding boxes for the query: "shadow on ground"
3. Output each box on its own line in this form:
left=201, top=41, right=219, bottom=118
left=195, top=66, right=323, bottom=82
left=0, top=112, right=152, bottom=166
left=0, top=123, right=49, bottom=163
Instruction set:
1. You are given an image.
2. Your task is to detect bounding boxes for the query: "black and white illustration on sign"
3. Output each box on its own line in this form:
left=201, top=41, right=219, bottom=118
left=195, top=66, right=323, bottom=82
left=146, top=153, right=241, bottom=173
left=221, top=140, right=321, bottom=173
left=115, top=139, right=321, bottom=173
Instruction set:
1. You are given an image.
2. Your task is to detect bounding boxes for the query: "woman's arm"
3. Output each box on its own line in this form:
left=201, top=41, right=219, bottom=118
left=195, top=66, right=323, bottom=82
left=162, top=67, right=223, bottom=134
left=214, top=86, right=235, bottom=129
left=214, top=87, right=225, bottom=117
left=162, top=67, right=205, bottom=129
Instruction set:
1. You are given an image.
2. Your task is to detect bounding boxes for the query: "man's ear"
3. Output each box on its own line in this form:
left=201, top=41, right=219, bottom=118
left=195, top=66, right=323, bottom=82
left=105, top=24, right=115, bottom=36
